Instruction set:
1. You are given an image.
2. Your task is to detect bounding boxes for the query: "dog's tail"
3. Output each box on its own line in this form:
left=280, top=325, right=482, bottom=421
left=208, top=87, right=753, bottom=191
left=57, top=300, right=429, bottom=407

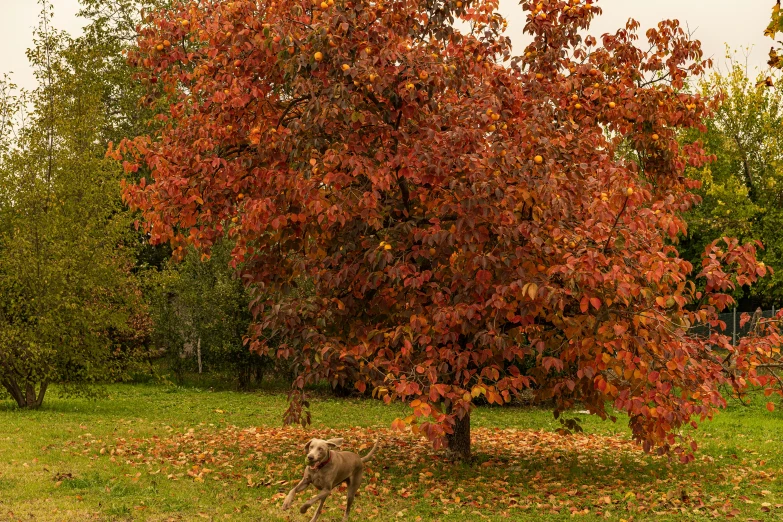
left=361, top=440, right=380, bottom=463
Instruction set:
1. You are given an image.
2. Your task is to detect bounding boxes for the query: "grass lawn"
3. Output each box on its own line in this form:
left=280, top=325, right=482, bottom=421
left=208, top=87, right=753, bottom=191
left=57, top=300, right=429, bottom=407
left=1, top=383, right=782, bottom=521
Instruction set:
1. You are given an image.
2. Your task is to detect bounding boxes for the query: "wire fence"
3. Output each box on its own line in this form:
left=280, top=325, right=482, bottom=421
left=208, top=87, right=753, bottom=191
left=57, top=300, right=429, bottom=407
left=691, top=306, right=780, bottom=344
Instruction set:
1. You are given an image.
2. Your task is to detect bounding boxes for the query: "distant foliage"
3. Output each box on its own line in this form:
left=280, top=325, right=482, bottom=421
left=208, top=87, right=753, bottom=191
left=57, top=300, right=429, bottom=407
left=682, top=65, right=783, bottom=307
left=145, top=239, right=272, bottom=388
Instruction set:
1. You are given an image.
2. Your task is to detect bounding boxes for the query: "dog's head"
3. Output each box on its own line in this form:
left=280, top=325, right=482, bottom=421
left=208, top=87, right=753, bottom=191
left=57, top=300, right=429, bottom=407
left=304, top=437, right=343, bottom=466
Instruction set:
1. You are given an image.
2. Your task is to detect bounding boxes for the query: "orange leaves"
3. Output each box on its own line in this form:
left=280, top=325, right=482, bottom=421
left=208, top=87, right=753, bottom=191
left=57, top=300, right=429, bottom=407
left=579, top=296, right=601, bottom=313
left=119, top=0, right=781, bottom=460
left=521, top=282, right=538, bottom=300
left=767, top=402, right=775, bottom=412
left=391, top=418, right=407, bottom=431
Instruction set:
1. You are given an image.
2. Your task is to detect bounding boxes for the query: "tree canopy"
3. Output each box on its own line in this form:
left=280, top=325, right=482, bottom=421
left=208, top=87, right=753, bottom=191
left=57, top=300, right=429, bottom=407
left=119, top=0, right=779, bottom=460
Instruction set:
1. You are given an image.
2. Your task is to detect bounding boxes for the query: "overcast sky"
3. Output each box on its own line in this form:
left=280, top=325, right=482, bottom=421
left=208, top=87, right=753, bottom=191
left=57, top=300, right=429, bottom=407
left=1, top=0, right=777, bottom=91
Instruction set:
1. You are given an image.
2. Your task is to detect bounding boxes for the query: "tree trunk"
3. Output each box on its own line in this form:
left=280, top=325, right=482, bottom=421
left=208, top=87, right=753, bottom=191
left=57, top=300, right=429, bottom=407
left=1, top=378, right=47, bottom=409
left=197, top=336, right=202, bottom=374
left=1, top=378, right=24, bottom=407
left=35, top=380, right=48, bottom=408
left=25, top=383, right=36, bottom=408
left=446, top=410, right=471, bottom=461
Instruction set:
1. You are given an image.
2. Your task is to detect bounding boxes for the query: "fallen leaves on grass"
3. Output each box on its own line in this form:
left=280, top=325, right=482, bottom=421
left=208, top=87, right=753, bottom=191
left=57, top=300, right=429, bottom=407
left=73, top=426, right=779, bottom=519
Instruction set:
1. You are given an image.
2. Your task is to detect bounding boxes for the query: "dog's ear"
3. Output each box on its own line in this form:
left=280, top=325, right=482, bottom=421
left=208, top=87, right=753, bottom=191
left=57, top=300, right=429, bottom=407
left=325, top=438, right=344, bottom=449
left=304, top=439, right=313, bottom=454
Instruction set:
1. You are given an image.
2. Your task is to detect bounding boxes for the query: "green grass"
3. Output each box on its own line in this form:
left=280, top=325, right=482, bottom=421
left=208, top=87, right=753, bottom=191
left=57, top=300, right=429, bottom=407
left=1, top=383, right=782, bottom=521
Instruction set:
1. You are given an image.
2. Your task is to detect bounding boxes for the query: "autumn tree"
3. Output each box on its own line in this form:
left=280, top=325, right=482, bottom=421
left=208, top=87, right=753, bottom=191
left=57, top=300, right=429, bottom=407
left=121, top=0, right=776, bottom=460
left=0, top=3, right=145, bottom=408
left=681, top=64, right=783, bottom=306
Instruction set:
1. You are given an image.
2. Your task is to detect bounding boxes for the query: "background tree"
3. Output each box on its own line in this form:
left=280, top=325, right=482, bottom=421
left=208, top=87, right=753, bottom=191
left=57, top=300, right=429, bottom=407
left=121, top=0, right=775, bottom=460
left=145, top=239, right=271, bottom=387
left=0, top=2, right=145, bottom=408
left=681, top=64, right=783, bottom=307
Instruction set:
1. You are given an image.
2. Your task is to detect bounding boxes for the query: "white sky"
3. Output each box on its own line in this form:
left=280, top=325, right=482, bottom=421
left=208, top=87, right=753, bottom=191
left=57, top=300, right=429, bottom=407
left=0, top=0, right=777, bottom=91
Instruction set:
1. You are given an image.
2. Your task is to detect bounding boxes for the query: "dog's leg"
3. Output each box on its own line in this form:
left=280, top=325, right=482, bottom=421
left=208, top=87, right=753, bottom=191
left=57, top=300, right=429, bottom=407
left=282, top=477, right=310, bottom=510
left=342, top=471, right=362, bottom=521
left=300, top=488, right=331, bottom=518
left=308, top=496, right=328, bottom=522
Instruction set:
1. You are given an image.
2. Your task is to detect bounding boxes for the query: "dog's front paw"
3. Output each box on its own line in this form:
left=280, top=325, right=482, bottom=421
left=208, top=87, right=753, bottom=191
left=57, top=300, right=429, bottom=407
left=281, top=498, right=292, bottom=511
left=300, top=503, right=311, bottom=514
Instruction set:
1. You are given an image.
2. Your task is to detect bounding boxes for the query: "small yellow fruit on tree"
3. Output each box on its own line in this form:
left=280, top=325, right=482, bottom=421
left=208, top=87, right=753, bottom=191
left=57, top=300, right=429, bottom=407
left=314, top=51, right=323, bottom=61
left=534, top=155, right=543, bottom=164
left=342, top=63, right=350, bottom=71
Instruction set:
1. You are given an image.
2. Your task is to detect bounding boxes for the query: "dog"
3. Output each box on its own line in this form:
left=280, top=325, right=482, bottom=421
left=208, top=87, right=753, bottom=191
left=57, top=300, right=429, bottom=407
left=282, top=437, right=379, bottom=522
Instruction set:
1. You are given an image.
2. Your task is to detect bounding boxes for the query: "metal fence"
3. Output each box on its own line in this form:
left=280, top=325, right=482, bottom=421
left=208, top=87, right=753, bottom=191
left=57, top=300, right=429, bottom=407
left=692, top=306, right=780, bottom=344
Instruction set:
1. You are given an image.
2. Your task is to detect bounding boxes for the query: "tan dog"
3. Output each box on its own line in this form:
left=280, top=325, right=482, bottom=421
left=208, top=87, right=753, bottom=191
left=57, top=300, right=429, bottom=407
left=282, top=437, right=379, bottom=522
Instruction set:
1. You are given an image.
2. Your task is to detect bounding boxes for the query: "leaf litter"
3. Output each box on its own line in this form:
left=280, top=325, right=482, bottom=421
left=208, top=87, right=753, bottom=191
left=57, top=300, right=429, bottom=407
left=67, top=425, right=781, bottom=519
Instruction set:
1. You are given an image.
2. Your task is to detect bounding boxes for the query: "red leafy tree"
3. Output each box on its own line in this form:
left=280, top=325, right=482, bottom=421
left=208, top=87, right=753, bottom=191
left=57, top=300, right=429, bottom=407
left=118, top=0, right=780, bottom=460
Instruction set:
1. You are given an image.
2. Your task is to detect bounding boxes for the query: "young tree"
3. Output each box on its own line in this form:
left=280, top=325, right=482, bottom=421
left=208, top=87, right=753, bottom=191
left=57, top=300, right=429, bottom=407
left=120, top=0, right=775, bottom=460
left=682, top=64, right=783, bottom=306
left=0, top=3, right=144, bottom=408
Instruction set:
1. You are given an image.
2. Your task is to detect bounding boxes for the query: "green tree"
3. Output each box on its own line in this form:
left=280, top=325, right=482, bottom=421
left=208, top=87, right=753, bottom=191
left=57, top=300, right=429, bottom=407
left=146, top=239, right=271, bottom=387
left=0, top=2, right=144, bottom=408
left=682, top=64, right=783, bottom=306
left=77, top=0, right=167, bottom=146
